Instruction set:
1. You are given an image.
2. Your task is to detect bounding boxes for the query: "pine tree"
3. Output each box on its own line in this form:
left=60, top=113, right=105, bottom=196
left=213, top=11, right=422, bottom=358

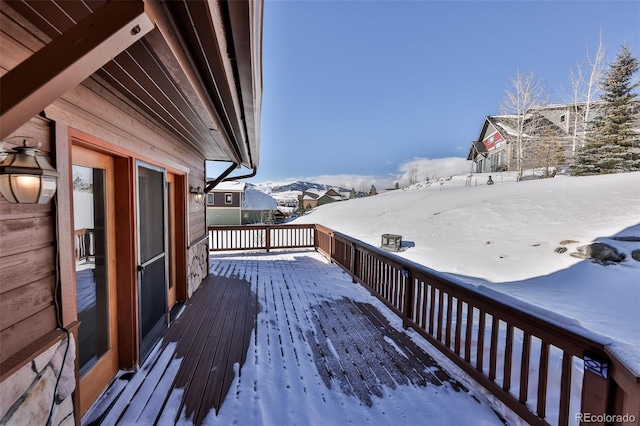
left=571, top=45, right=640, bottom=175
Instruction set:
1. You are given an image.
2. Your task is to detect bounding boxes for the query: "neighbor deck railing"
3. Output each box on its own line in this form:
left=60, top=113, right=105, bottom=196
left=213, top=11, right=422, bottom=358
left=208, top=224, right=640, bottom=426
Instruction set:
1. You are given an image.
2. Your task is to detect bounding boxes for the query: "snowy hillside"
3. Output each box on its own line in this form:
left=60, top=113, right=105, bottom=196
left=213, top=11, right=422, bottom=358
left=292, top=171, right=640, bottom=372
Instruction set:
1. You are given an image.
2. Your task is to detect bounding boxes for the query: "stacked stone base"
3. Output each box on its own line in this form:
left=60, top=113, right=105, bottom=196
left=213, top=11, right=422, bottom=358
left=0, top=334, right=76, bottom=426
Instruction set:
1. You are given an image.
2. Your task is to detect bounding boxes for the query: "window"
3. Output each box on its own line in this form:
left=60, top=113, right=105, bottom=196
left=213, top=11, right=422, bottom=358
left=207, top=193, right=214, bottom=205
left=560, top=114, right=566, bottom=123
left=225, top=193, right=233, bottom=204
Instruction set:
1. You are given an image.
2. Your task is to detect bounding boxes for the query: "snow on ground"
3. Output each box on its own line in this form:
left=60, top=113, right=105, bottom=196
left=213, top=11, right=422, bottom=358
left=200, top=251, right=505, bottom=426
left=292, top=171, right=640, bottom=373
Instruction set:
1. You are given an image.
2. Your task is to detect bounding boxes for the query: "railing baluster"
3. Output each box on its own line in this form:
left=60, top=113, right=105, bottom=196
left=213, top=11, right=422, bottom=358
left=476, top=311, right=485, bottom=372
left=537, top=340, right=549, bottom=419
left=428, top=284, right=435, bottom=336
left=558, top=351, right=572, bottom=426
left=420, top=281, right=427, bottom=329
left=503, top=324, right=513, bottom=391
left=445, top=294, right=453, bottom=349
left=437, top=289, right=444, bottom=342
left=455, top=298, right=463, bottom=355
left=465, top=304, right=473, bottom=362
left=519, top=331, right=531, bottom=404
left=489, top=316, right=499, bottom=381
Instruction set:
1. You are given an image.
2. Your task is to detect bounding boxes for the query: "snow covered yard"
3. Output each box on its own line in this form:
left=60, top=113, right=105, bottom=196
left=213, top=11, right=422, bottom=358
left=292, top=172, right=640, bottom=373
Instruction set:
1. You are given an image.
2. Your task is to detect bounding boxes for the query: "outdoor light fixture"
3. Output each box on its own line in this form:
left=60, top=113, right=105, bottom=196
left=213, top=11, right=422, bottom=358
left=190, top=186, right=205, bottom=203
left=0, top=139, right=59, bottom=204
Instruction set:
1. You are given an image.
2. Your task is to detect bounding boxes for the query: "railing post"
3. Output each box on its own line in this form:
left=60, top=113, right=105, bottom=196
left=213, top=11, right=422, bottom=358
left=330, top=231, right=335, bottom=262
left=580, top=351, right=611, bottom=426
left=313, top=225, right=318, bottom=251
left=349, top=243, right=357, bottom=283
left=401, top=268, right=412, bottom=330
left=265, top=226, right=271, bottom=252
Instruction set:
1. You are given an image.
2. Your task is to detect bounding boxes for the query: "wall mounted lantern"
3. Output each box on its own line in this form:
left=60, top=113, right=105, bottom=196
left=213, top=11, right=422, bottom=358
left=190, top=186, right=205, bottom=204
left=0, top=139, right=59, bottom=204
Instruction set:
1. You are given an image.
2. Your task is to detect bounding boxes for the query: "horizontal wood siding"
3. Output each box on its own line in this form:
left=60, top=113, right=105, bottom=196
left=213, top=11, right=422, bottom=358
left=1, top=3, right=208, bottom=375
left=0, top=114, right=58, bottom=365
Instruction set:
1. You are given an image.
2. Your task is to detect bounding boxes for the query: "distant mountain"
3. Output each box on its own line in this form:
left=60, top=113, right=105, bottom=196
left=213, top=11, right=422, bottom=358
left=270, top=181, right=349, bottom=194
left=252, top=181, right=370, bottom=198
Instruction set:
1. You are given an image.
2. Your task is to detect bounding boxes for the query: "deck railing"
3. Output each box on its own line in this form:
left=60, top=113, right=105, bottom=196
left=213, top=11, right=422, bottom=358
left=74, top=228, right=94, bottom=261
left=208, top=224, right=315, bottom=252
left=209, top=224, right=640, bottom=426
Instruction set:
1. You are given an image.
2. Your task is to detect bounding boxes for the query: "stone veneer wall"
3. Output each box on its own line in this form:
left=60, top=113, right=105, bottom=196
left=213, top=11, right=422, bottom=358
left=0, top=334, right=76, bottom=426
left=188, top=237, right=209, bottom=297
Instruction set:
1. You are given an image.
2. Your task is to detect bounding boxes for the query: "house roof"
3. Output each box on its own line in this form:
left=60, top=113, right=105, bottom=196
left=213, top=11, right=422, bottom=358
left=242, top=187, right=276, bottom=211
left=213, top=181, right=246, bottom=192
left=1, top=0, right=262, bottom=169
left=467, top=139, right=488, bottom=160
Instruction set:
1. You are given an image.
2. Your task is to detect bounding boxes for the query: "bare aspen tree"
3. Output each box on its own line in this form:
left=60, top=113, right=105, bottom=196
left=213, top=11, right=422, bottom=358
left=569, top=65, right=584, bottom=156
left=583, top=31, right=606, bottom=147
left=568, top=31, right=607, bottom=155
left=500, top=70, right=549, bottom=180
left=408, top=165, right=419, bottom=185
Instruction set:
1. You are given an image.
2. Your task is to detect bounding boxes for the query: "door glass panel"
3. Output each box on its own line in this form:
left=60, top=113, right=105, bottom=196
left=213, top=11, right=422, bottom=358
left=73, top=165, right=109, bottom=377
left=138, top=167, right=164, bottom=261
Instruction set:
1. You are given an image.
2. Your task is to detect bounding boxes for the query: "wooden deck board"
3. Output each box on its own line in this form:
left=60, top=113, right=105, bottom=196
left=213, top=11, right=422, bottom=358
left=84, top=251, right=500, bottom=425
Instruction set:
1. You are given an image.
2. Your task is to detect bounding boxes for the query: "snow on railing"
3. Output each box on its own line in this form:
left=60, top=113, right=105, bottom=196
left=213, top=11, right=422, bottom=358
left=209, top=224, right=640, bottom=426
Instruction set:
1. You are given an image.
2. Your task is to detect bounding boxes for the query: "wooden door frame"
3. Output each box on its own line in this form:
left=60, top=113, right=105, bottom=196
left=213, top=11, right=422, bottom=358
left=69, top=129, right=190, bottom=409
left=166, top=173, right=177, bottom=311
left=71, top=145, right=119, bottom=415
left=173, top=174, right=187, bottom=303
left=165, top=173, right=188, bottom=309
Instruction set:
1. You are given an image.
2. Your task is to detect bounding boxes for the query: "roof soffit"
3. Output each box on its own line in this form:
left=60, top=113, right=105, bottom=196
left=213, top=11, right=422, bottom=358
left=1, top=0, right=261, bottom=167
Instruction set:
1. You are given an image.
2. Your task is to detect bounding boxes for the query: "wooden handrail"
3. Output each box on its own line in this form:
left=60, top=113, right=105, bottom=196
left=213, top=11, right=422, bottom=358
left=207, top=224, right=640, bottom=426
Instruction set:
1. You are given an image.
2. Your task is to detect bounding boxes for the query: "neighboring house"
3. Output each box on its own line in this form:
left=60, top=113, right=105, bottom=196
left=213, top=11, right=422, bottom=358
left=299, top=192, right=320, bottom=210
left=206, top=183, right=278, bottom=225
left=206, top=182, right=245, bottom=226
left=468, top=101, right=640, bottom=174
left=468, top=107, right=570, bottom=174
left=0, top=1, right=262, bottom=424
left=317, top=188, right=345, bottom=206
left=242, top=186, right=278, bottom=224
left=298, top=188, right=345, bottom=211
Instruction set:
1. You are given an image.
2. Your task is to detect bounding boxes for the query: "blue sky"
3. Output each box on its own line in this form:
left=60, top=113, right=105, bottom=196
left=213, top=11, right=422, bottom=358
left=234, top=0, right=640, bottom=187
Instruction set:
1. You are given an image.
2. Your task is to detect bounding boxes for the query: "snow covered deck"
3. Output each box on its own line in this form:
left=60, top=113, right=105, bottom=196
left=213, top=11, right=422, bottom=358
left=83, top=250, right=504, bottom=425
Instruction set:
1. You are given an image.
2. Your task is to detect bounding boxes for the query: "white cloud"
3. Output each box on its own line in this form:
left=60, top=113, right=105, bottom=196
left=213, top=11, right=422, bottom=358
left=293, top=157, right=472, bottom=189
left=261, top=157, right=472, bottom=191
left=397, top=157, right=472, bottom=183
